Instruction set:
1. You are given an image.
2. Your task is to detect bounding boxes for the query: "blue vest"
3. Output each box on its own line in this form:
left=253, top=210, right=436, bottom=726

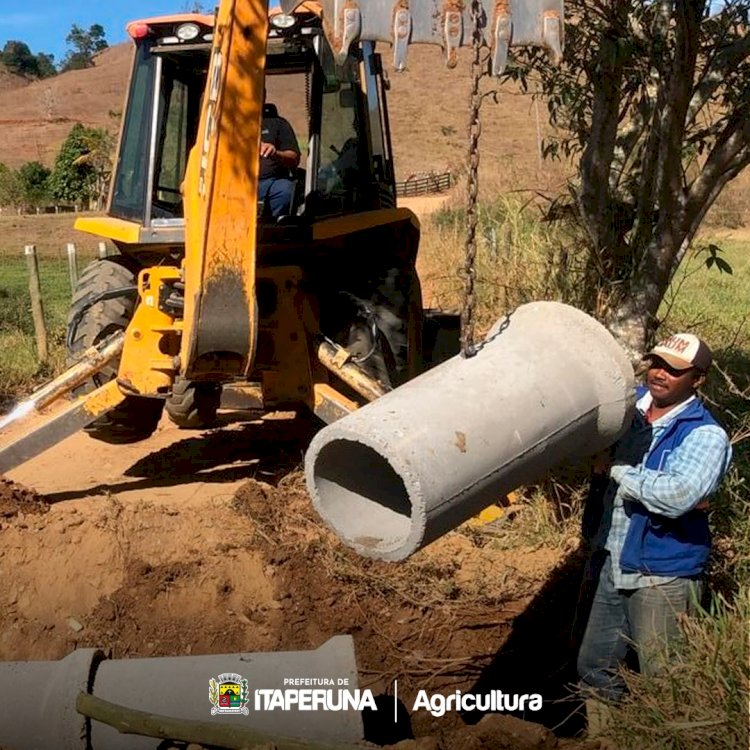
left=619, top=388, right=720, bottom=578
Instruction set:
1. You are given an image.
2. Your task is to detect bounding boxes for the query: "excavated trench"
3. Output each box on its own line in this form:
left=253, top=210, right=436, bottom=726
left=0, top=417, right=591, bottom=748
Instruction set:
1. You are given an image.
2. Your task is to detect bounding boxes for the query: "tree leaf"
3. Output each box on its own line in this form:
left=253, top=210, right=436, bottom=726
left=714, top=257, right=733, bottom=275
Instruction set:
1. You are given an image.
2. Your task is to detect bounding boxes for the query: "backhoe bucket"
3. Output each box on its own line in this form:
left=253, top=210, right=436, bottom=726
left=280, top=0, right=564, bottom=74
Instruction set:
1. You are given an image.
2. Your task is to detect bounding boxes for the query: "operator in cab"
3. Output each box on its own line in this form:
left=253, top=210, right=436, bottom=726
left=259, top=98, right=300, bottom=217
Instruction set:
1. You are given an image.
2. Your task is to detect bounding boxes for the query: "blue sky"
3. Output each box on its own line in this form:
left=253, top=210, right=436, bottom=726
left=0, top=2, right=205, bottom=64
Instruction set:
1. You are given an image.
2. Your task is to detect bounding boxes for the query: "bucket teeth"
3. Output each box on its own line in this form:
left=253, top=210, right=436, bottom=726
left=281, top=0, right=564, bottom=75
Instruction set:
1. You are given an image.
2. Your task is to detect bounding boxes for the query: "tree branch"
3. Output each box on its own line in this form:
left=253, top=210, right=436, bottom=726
left=630, top=0, right=675, bottom=255
left=687, top=9, right=750, bottom=125
left=76, top=692, right=362, bottom=750
left=683, top=107, right=750, bottom=238
left=654, top=1, right=703, bottom=222
left=579, top=2, right=629, bottom=253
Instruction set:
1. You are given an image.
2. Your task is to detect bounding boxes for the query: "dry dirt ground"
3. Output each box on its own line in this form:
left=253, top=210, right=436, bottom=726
left=0, top=400, right=598, bottom=748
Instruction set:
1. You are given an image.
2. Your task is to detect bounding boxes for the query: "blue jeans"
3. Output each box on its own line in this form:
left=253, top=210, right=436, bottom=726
left=577, top=553, right=702, bottom=701
left=259, top=177, right=295, bottom=217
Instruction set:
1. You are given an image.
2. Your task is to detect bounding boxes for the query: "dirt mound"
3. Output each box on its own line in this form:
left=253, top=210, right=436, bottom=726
left=230, top=476, right=574, bottom=739
left=0, top=411, right=593, bottom=745
left=0, top=490, right=278, bottom=661
left=0, top=478, right=49, bottom=519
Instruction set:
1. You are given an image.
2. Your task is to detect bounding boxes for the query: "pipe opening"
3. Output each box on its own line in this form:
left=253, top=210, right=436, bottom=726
left=312, top=439, right=412, bottom=553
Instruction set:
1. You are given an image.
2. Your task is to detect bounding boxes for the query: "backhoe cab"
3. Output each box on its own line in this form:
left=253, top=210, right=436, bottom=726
left=70, top=5, right=420, bottom=444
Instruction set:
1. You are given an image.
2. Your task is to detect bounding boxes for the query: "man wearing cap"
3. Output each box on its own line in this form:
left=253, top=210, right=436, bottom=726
left=259, top=100, right=300, bottom=217
left=577, top=333, right=732, bottom=731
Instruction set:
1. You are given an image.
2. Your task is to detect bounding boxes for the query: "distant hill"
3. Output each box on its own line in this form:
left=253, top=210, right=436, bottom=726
left=0, top=39, right=554, bottom=191
left=0, top=38, right=745, bottom=219
left=0, top=45, right=130, bottom=169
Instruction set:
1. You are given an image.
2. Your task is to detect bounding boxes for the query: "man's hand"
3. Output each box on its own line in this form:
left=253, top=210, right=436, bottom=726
left=260, top=141, right=277, bottom=159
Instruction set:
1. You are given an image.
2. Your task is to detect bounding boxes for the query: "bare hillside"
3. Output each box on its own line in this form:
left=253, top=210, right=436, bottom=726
left=0, top=39, right=746, bottom=215
left=0, top=45, right=130, bottom=168
left=0, top=40, right=556, bottom=191
left=0, top=64, right=30, bottom=93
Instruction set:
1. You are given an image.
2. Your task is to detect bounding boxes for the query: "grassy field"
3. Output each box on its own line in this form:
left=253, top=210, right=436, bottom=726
left=665, top=238, right=750, bottom=347
left=0, top=248, right=98, bottom=401
left=0, top=212, right=102, bottom=397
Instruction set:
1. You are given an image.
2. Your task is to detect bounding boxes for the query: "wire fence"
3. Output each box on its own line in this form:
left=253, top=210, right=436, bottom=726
left=395, top=171, right=453, bottom=198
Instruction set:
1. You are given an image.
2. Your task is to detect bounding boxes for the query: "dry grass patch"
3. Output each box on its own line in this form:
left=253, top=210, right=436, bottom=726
left=417, top=191, right=589, bottom=329
left=608, top=589, right=749, bottom=750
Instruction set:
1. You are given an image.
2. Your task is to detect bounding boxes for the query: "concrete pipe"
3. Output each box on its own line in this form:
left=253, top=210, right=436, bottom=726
left=305, top=301, right=634, bottom=561
left=0, top=636, right=363, bottom=749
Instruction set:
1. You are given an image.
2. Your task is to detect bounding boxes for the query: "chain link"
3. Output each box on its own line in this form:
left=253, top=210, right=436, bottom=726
left=460, top=0, right=483, bottom=359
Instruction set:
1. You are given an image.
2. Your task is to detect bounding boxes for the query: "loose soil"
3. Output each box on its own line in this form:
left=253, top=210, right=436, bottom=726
left=0, top=411, right=593, bottom=748
left=0, top=478, right=49, bottom=519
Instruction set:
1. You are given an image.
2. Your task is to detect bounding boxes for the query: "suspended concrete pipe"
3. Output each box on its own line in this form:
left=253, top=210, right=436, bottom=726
left=305, top=301, right=635, bottom=561
left=0, top=636, right=363, bottom=750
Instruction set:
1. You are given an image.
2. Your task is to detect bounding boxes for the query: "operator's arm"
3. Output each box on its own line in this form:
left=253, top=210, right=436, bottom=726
left=260, top=142, right=300, bottom=168
left=260, top=117, right=300, bottom=169
left=610, top=426, right=731, bottom=518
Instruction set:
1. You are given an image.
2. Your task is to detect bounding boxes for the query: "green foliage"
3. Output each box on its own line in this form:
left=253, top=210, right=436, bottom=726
left=702, top=244, right=733, bottom=275
left=0, top=163, right=23, bottom=207
left=17, top=162, right=51, bottom=208
left=48, top=124, right=112, bottom=206
left=61, top=24, right=108, bottom=72
left=0, top=162, right=53, bottom=209
left=0, top=40, right=56, bottom=79
left=1, top=40, right=36, bottom=75
left=503, top=0, right=750, bottom=350
left=34, top=53, right=56, bottom=79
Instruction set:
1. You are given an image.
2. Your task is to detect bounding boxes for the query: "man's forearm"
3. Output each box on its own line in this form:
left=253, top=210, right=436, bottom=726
left=610, top=428, right=730, bottom=517
left=611, top=466, right=705, bottom=517
left=276, top=149, right=300, bottom=169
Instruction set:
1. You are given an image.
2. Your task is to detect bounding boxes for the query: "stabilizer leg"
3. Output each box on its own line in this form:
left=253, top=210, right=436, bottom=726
left=0, top=334, right=127, bottom=474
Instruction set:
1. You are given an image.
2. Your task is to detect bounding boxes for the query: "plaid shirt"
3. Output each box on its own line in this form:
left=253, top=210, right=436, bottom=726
left=596, top=392, right=732, bottom=589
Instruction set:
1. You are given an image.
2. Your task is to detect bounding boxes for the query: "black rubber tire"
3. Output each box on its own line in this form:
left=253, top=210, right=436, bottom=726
left=165, top=377, right=221, bottom=429
left=66, top=257, right=164, bottom=444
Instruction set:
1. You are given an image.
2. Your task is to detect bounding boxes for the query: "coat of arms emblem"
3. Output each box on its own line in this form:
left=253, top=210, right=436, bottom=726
left=209, top=672, right=250, bottom=715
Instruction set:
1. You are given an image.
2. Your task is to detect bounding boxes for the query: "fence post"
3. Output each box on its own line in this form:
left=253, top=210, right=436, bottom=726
left=66, top=242, right=79, bottom=292
left=24, top=244, right=49, bottom=364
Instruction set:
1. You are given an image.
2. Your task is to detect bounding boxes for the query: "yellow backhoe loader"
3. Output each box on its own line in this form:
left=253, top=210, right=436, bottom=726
left=0, top=0, right=564, bottom=474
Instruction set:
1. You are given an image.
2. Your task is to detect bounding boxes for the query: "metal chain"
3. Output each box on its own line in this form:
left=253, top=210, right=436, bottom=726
left=460, top=0, right=483, bottom=359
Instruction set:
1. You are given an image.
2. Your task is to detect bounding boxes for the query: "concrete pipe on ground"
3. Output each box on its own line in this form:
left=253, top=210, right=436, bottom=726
left=305, top=301, right=634, bottom=561
left=0, top=636, right=362, bottom=749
